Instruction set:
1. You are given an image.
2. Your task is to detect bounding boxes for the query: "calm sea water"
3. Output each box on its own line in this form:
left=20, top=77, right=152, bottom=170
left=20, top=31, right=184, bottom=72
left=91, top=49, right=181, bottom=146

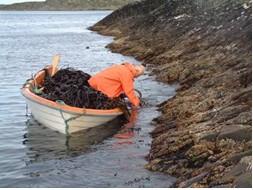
left=0, top=11, right=176, bottom=187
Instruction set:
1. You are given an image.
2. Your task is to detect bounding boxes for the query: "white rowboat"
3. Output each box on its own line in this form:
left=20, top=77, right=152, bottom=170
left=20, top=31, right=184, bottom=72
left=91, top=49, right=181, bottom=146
left=21, top=65, right=124, bottom=135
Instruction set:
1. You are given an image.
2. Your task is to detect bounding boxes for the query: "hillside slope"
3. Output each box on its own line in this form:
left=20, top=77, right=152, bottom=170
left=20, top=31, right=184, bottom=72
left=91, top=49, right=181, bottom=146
left=91, top=0, right=252, bottom=187
left=0, top=0, right=138, bottom=10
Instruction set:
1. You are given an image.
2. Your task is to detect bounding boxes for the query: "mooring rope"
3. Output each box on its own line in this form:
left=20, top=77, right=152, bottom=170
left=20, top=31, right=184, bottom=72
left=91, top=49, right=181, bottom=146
left=56, top=100, right=83, bottom=136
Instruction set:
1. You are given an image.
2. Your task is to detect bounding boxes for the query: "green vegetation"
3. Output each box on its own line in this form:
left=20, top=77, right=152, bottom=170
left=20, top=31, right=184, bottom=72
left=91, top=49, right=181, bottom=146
left=0, top=0, right=138, bottom=10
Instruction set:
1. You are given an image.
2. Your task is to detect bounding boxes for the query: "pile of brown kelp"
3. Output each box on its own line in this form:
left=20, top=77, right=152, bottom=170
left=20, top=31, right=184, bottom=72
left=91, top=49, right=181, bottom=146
left=39, top=68, right=126, bottom=110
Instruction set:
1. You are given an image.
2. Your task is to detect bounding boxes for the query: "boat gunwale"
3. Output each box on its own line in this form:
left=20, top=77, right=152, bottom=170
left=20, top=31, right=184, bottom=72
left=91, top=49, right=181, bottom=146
left=21, top=67, right=123, bottom=116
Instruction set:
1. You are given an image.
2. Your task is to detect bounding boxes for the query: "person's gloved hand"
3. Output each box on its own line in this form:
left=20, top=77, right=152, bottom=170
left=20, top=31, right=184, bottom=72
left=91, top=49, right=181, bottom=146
left=139, top=98, right=146, bottom=107
left=132, top=105, right=140, bottom=110
left=132, top=99, right=145, bottom=109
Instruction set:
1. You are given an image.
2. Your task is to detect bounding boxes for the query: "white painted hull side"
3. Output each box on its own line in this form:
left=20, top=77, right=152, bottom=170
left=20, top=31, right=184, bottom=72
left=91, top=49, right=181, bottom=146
left=25, top=98, right=122, bottom=135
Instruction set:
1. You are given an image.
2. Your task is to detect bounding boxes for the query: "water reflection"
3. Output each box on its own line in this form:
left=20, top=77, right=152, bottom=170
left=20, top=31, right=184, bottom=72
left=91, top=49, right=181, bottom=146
left=113, top=109, right=138, bottom=139
left=24, top=115, right=125, bottom=163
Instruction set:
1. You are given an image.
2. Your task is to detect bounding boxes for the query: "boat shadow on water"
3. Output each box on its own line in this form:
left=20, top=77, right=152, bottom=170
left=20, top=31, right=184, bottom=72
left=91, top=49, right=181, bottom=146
left=23, top=115, right=126, bottom=164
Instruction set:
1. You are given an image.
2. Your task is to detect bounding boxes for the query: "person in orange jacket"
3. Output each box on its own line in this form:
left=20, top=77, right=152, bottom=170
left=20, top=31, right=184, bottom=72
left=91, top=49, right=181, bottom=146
left=88, top=62, right=145, bottom=107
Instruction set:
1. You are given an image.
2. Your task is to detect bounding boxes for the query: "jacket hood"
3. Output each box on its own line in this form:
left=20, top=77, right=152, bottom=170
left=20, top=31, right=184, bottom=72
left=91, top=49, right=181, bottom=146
left=123, top=63, right=137, bottom=77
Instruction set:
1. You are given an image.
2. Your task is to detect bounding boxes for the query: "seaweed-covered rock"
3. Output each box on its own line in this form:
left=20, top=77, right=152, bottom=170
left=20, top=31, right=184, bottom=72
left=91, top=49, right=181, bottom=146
left=90, top=0, right=252, bottom=187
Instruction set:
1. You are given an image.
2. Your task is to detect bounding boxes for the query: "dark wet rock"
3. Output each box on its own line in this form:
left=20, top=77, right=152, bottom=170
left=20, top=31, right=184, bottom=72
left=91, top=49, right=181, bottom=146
left=178, top=172, right=209, bottom=188
left=227, top=150, right=252, bottom=163
left=234, top=172, right=252, bottom=188
left=150, top=121, right=176, bottom=138
left=22, top=139, right=28, bottom=145
left=218, top=156, right=252, bottom=188
left=91, top=0, right=252, bottom=187
left=218, top=124, right=252, bottom=141
left=199, top=131, right=219, bottom=141
left=23, top=133, right=28, bottom=139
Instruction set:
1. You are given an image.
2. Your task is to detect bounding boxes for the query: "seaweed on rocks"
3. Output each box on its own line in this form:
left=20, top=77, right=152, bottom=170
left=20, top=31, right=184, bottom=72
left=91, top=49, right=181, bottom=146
left=39, top=68, right=127, bottom=110
left=90, top=0, right=252, bottom=187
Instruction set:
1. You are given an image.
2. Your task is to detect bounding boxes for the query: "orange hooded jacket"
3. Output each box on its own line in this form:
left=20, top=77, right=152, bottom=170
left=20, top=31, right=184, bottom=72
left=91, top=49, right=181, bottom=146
left=88, top=63, right=140, bottom=106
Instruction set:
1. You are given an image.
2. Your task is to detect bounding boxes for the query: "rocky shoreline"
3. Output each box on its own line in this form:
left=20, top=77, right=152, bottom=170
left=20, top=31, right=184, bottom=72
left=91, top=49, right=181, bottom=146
left=90, top=0, right=252, bottom=188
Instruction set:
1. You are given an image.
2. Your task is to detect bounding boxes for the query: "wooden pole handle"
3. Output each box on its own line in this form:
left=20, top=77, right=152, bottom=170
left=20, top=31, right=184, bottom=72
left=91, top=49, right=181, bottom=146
left=51, top=55, right=60, bottom=76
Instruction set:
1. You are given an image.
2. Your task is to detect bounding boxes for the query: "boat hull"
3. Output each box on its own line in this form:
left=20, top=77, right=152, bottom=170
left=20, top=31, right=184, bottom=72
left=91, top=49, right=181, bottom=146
left=21, top=66, right=124, bottom=135
left=25, top=98, right=121, bottom=134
